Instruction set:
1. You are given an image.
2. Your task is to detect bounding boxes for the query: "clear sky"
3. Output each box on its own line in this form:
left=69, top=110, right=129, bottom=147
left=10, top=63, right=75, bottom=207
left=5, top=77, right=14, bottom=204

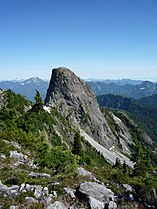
left=0, top=0, right=157, bottom=81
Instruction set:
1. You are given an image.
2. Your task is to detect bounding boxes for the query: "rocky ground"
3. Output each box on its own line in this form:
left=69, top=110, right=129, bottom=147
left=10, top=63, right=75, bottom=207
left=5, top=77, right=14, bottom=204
left=0, top=139, right=146, bottom=209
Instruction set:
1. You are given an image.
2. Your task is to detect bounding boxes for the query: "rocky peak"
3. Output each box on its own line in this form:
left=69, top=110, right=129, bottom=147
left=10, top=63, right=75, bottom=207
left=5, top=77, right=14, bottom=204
left=44, top=67, right=116, bottom=148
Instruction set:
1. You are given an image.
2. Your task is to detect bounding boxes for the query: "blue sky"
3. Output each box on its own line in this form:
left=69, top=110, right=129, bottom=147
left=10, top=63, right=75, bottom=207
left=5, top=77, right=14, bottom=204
left=0, top=0, right=157, bottom=81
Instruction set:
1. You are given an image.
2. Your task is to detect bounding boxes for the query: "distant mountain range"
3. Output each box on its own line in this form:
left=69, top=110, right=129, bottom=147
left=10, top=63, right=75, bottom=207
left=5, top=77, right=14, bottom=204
left=85, top=78, right=143, bottom=85
left=87, top=80, right=157, bottom=98
left=0, top=77, right=49, bottom=101
left=0, top=77, right=157, bottom=101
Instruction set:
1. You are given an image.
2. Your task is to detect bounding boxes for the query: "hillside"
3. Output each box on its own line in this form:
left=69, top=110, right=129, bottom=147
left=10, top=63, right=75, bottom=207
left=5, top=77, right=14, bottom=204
left=97, top=94, right=157, bottom=144
left=139, top=94, right=157, bottom=108
left=0, top=68, right=157, bottom=208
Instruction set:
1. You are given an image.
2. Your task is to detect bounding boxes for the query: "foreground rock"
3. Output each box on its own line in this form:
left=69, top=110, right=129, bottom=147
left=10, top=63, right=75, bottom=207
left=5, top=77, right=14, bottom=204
left=88, top=196, right=104, bottom=209
left=10, top=151, right=27, bottom=162
left=77, top=167, right=96, bottom=180
left=28, top=172, right=51, bottom=178
left=64, top=187, right=76, bottom=198
left=0, top=183, right=19, bottom=197
left=76, top=181, right=114, bottom=208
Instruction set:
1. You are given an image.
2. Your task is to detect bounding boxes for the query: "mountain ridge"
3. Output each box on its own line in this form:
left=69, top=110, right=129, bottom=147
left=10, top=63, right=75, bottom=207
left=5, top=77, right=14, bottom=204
left=1, top=76, right=157, bottom=101
left=97, top=93, right=157, bottom=144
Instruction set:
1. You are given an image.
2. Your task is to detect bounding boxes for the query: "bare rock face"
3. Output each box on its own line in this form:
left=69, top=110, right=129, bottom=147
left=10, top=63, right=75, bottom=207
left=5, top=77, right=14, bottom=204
left=44, top=67, right=116, bottom=148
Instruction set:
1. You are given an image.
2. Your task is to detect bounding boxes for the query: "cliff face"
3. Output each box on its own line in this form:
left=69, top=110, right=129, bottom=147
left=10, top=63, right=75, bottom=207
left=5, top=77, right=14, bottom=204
left=44, top=67, right=116, bottom=148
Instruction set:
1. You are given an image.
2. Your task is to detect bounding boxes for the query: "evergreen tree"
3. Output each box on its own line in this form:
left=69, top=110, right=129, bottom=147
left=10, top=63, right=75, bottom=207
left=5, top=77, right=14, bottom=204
left=34, top=90, right=43, bottom=105
left=72, top=131, right=82, bottom=155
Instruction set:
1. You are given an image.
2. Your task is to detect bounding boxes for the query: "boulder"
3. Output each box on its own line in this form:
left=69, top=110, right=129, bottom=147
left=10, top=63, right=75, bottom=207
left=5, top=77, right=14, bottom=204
left=88, top=196, right=104, bottom=209
left=0, top=183, right=10, bottom=196
left=64, top=187, right=76, bottom=198
left=34, top=185, right=42, bottom=198
left=28, top=172, right=51, bottom=178
left=108, top=200, right=117, bottom=209
left=10, top=151, right=27, bottom=162
left=76, top=182, right=114, bottom=204
left=0, top=183, right=19, bottom=197
left=77, top=167, right=95, bottom=180
left=25, top=184, right=37, bottom=191
left=43, top=187, right=49, bottom=196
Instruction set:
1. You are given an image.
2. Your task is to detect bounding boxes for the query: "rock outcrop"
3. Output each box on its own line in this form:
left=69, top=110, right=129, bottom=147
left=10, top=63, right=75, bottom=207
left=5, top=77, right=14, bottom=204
left=44, top=67, right=116, bottom=148
left=75, top=181, right=115, bottom=208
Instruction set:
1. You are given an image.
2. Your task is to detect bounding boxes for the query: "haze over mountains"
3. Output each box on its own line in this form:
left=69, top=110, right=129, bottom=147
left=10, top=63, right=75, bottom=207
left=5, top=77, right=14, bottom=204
left=87, top=80, right=157, bottom=99
left=0, top=77, right=157, bottom=101
left=0, top=77, right=48, bottom=101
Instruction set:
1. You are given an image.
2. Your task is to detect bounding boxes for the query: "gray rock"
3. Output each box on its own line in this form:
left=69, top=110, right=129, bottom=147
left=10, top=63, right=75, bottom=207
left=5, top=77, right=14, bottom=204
left=76, top=182, right=114, bottom=204
left=8, top=185, right=19, bottom=196
left=88, top=196, right=104, bottom=209
left=77, top=167, right=95, bottom=180
left=44, top=67, right=117, bottom=148
left=28, top=172, right=51, bottom=178
left=46, top=201, right=67, bottom=209
left=19, top=183, right=25, bottom=192
left=9, top=206, right=18, bottom=209
left=25, top=197, right=38, bottom=204
left=25, top=184, right=36, bottom=191
left=123, top=184, right=133, bottom=192
left=10, top=151, right=27, bottom=162
left=108, top=200, right=117, bottom=209
left=43, top=187, right=49, bottom=196
left=41, top=195, right=53, bottom=207
left=34, top=185, right=43, bottom=198
left=51, top=190, right=57, bottom=197
left=0, top=183, right=19, bottom=196
left=0, top=184, right=9, bottom=195
left=28, top=160, right=37, bottom=169
left=64, top=187, right=76, bottom=198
